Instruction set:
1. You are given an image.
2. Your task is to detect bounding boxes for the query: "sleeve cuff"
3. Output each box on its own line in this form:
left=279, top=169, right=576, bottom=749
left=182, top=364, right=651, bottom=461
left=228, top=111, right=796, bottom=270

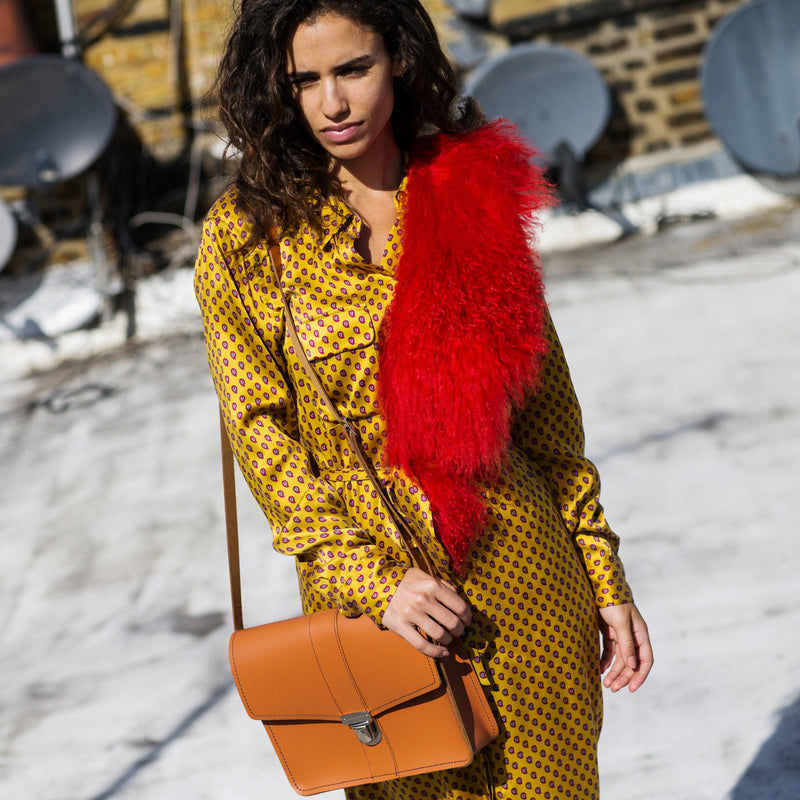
left=575, top=534, right=634, bottom=607
left=342, top=557, right=410, bottom=627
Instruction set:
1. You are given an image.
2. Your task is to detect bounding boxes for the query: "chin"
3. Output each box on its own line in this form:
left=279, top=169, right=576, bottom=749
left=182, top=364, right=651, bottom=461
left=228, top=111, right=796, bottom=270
left=323, top=139, right=372, bottom=162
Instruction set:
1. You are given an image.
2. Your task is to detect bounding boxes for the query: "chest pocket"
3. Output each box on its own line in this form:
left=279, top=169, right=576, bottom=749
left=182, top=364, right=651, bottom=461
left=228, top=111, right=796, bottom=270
left=294, top=309, right=380, bottom=421
left=296, top=309, right=376, bottom=361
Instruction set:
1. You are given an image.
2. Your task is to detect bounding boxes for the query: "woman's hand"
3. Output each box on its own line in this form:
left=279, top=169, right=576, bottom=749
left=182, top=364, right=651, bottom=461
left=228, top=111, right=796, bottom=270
left=381, top=568, right=472, bottom=659
left=598, top=602, right=654, bottom=693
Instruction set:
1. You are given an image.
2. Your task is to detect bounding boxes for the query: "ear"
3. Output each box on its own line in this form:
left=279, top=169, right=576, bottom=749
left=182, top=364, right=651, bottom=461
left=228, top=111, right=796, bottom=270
left=392, top=55, right=406, bottom=78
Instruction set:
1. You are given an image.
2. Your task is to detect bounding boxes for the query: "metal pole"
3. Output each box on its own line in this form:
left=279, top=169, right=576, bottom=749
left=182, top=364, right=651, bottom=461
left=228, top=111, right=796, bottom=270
left=53, top=0, right=80, bottom=58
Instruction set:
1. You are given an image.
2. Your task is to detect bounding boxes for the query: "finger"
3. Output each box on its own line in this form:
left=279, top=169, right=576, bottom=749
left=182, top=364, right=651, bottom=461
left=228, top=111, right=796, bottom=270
left=627, top=666, right=649, bottom=692
left=428, top=604, right=469, bottom=639
left=602, top=638, right=635, bottom=691
left=602, top=652, right=628, bottom=690
left=611, top=611, right=639, bottom=671
left=381, top=570, right=470, bottom=655
left=627, top=634, right=655, bottom=693
left=396, top=624, right=450, bottom=659
left=403, top=588, right=468, bottom=637
left=597, top=617, right=614, bottom=673
left=417, top=606, right=472, bottom=645
left=599, top=631, right=615, bottom=673
left=413, top=616, right=453, bottom=646
left=604, top=657, right=634, bottom=692
left=434, top=582, right=472, bottom=626
left=386, top=597, right=457, bottom=646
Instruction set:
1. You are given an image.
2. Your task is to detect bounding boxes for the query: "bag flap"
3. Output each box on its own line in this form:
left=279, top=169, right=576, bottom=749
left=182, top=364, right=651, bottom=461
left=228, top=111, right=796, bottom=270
left=229, top=610, right=442, bottom=721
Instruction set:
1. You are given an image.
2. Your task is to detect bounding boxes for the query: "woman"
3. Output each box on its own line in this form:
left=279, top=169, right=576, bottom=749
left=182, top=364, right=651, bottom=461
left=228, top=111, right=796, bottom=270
left=195, top=1, right=653, bottom=797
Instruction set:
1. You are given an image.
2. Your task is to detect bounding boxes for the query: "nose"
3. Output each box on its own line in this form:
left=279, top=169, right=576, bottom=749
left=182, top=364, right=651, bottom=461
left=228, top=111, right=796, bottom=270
left=322, top=77, right=348, bottom=120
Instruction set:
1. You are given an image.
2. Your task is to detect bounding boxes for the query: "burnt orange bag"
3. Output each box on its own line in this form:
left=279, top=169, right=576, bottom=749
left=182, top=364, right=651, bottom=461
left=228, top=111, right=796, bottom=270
left=221, top=421, right=498, bottom=795
left=218, top=242, right=498, bottom=796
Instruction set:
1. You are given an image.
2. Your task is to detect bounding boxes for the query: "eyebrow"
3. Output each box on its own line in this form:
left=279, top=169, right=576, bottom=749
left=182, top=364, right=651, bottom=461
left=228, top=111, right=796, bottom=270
left=289, top=54, right=374, bottom=81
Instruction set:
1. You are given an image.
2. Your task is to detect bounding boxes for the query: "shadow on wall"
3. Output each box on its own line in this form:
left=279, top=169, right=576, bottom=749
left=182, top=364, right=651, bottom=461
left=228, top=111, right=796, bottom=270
left=731, top=693, right=800, bottom=800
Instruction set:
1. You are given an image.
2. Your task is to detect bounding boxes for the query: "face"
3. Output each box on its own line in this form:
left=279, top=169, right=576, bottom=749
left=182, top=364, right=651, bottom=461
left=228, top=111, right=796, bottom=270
left=287, top=12, right=403, bottom=165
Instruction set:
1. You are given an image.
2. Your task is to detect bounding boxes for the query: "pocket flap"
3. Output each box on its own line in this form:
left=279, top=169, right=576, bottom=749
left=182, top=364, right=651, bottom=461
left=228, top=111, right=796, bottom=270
left=229, top=610, right=441, bottom=721
left=296, top=310, right=376, bottom=361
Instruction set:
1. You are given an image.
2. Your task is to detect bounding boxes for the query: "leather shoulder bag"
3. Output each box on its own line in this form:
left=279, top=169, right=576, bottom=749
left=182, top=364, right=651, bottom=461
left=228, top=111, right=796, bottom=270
left=218, top=239, right=498, bottom=796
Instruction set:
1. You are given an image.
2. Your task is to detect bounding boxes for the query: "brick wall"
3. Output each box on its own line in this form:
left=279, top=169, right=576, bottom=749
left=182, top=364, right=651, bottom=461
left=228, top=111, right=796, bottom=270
left=24, top=0, right=233, bottom=161
left=489, top=0, right=749, bottom=157
left=17, top=0, right=748, bottom=163
left=80, top=0, right=233, bottom=160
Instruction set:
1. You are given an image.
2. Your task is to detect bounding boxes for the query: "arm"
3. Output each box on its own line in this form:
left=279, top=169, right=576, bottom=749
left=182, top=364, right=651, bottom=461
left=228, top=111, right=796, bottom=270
left=194, top=201, right=407, bottom=624
left=512, top=308, right=653, bottom=688
left=511, top=308, right=633, bottom=608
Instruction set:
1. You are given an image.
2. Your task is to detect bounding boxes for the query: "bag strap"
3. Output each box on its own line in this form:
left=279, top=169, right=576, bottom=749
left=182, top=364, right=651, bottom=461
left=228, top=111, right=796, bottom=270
left=219, top=236, right=439, bottom=630
left=220, top=409, right=244, bottom=631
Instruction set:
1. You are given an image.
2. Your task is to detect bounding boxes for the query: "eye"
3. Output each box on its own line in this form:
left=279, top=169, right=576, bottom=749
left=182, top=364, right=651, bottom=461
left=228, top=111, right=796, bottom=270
left=291, top=75, right=317, bottom=89
left=340, top=65, right=369, bottom=78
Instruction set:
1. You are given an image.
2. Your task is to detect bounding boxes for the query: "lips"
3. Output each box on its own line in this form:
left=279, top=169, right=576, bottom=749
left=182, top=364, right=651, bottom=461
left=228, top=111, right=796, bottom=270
left=322, top=122, right=362, bottom=144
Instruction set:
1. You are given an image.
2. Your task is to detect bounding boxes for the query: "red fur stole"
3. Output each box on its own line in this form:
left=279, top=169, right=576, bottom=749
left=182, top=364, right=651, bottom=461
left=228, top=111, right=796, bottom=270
left=378, top=121, right=553, bottom=572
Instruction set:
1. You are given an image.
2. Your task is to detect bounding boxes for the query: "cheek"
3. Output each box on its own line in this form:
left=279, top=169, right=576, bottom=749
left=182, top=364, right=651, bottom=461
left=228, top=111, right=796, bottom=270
left=367, top=77, right=395, bottom=123
left=295, top=90, right=317, bottom=129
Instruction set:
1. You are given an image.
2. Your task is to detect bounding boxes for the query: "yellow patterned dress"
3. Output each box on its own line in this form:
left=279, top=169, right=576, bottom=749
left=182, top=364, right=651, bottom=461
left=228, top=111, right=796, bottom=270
left=195, top=186, right=633, bottom=800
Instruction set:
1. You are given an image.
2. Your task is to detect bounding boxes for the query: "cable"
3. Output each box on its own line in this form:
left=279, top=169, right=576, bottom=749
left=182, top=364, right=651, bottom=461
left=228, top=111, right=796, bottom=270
left=79, top=0, right=139, bottom=49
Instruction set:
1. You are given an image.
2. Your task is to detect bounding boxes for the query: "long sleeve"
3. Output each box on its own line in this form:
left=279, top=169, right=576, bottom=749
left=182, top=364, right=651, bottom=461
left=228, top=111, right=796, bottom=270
left=510, top=309, right=633, bottom=608
left=194, top=200, right=407, bottom=623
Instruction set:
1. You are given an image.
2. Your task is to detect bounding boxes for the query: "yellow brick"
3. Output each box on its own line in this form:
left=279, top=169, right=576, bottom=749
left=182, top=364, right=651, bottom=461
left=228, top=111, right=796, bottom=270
left=669, top=86, right=700, bottom=105
left=491, top=0, right=568, bottom=28
left=139, top=60, right=170, bottom=81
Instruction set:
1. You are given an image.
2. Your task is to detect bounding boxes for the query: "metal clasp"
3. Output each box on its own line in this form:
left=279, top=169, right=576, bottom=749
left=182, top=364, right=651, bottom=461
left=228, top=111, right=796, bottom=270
left=341, top=711, right=382, bottom=746
left=335, top=418, right=360, bottom=443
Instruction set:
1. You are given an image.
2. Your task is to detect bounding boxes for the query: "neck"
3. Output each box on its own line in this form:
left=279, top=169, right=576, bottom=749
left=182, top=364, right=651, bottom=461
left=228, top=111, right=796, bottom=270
left=334, top=127, right=403, bottom=197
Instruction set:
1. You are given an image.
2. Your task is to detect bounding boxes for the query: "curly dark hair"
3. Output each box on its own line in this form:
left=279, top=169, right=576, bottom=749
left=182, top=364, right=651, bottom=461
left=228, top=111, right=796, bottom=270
left=215, top=0, right=484, bottom=239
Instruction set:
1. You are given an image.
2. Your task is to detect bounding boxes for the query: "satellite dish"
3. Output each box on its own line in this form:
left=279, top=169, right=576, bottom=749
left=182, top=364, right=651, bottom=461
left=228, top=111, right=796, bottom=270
left=465, top=43, right=610, bottom=164
left=0, top=54, right=117, bottom=187
left=0, top=197, right=17, bottom=270
left=701, top=0, right=800, bottom=176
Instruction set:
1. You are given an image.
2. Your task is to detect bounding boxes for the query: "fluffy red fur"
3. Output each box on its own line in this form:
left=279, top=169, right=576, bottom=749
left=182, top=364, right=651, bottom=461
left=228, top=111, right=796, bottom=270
left=379, top=121, right=553, bottom=572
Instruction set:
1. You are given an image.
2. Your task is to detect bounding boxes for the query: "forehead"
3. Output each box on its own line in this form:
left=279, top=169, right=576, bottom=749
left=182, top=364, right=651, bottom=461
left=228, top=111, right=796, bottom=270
left=288, top=12, right=386, bottom=71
